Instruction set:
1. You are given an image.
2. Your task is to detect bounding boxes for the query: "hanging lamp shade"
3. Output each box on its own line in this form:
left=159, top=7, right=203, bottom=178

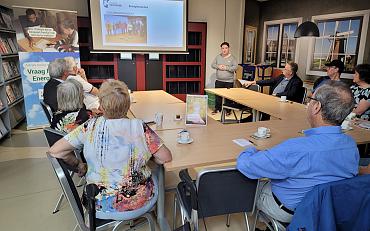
left=294, top=21, right=320, bottom=38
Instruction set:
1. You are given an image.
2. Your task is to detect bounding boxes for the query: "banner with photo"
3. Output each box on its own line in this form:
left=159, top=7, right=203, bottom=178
left=13, top=6, right=79, bottom=129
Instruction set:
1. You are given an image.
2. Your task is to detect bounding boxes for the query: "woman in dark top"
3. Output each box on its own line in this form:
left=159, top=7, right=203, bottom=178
left=50, top=79, right=91, bottom=133
left=350, top=64, right=370, bottom=121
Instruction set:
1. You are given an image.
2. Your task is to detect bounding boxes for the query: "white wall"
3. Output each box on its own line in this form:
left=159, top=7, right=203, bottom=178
left=189, top=0, right=245, bottom=87
left=2, top=0, right=245, bottom=87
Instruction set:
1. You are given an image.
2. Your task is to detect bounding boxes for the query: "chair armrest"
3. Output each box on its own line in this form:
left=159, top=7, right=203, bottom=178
left=179, top=169, right=198, bottom=210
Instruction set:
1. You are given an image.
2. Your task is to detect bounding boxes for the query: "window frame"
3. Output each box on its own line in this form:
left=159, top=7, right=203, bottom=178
left=262, top=17, right=302, bottom=69
left=306, top=10, right=370, bottom=79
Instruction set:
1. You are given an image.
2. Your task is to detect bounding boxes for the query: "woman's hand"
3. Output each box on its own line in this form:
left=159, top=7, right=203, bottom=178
left=77, top=162, right=87, bottom=177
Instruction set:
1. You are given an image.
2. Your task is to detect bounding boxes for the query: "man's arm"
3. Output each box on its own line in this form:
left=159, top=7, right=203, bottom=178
left=211, top=56, right=219, bottom=70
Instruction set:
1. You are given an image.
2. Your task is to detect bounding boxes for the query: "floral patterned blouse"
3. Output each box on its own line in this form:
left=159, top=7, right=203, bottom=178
left=64, top=117, right=163, bottom=213
left=50, top=108, right=90, bottom=133
left=351, top=84, right=370, bottom=120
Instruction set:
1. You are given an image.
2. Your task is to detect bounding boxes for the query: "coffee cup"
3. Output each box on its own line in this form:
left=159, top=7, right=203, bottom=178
left=341, top=120, right=350, bottom=130
left=179, top=130, right=190, bottom=142
left=257, top=127, right=270, bottom=137
left=280, top=96, right=287, bottom=102
left=155, top=112, right=164, bottom=128
left=175, top=114, right=182, bottom=120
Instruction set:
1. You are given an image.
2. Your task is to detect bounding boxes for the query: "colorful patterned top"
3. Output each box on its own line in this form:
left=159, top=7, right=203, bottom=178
left=64, top=117, right=163, bottom=212
left=351, top=84, right=370, bottom=120
left=51, top=108, right=90, bottom=133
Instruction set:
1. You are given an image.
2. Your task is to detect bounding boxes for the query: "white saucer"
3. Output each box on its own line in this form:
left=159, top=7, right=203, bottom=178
left=174, top=118, right=182, bottom=121
left=278, top=99, right=288, bottom=102
left=253, top=132, right=271, bottom=138
left=341, top=126, right=353, bottom=131
left=177, top=138, right=194, bottom=144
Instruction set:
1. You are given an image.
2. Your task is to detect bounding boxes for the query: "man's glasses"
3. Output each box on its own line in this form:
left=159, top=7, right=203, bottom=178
left=307, top=96, right=320, bottom=103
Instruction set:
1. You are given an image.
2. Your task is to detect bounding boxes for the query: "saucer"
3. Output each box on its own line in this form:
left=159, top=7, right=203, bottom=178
left=174, top=118, right=182, bottom=121
left=341, top=126, right=353, bottom=131
left=253, top=132, right=271, bottom=139
left=177, top=138, right=193, bottom=144
left=278, top=99, right=288, bottom=102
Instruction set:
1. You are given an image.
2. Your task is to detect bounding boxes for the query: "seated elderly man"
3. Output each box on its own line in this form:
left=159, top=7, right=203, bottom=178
left=237, top=81, right=359, bottom=228
left=243, top=62, right=303, bottom=103
left=43, top=58, right=69, bottom=112
left=64, top=57, right=100, bottom=111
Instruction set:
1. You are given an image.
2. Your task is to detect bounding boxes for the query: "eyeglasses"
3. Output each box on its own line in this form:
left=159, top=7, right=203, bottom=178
left=307, top=96, right=320, bottom=104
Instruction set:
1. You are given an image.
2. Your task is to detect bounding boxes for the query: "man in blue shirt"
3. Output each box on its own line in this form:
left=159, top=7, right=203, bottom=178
left=237, top=81, right=359, bottom=225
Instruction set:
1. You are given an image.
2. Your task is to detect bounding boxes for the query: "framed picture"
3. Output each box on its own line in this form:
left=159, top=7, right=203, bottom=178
left=243, top=26, right=257, bottom=64
left=186, top=95, right=208, bottom=126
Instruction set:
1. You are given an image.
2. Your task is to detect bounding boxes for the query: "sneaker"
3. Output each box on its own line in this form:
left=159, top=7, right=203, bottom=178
left=211, top=110, right=218, bottom=115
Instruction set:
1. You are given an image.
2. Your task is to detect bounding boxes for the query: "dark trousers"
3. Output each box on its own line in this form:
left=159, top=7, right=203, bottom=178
left=215, top=80, right=233, bottom=111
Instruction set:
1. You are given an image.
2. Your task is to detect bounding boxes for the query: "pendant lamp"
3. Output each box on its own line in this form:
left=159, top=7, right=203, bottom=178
left=294, top=21, right=320, bottom=38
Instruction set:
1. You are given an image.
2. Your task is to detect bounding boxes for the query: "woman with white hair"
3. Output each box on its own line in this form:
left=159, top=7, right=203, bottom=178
left=49, top=80, right=172, bottom=219
left=50, top=79, right=90, bottom=133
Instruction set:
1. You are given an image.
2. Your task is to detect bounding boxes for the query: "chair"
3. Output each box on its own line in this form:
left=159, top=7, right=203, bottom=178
left=47, top=153, right=156, bottom=231
left=41, top=100, right=53, bottom=124
left=44, top=127, right=84, bottom=214
left=298, top=87, right=307, bottom=104
left=173, top=167, right=259, bottom=231
left=221, top=85, right=261, bottom=123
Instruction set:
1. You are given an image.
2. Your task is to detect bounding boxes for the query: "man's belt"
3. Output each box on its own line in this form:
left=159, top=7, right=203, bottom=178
left=272, top=193, right=295, bottom=215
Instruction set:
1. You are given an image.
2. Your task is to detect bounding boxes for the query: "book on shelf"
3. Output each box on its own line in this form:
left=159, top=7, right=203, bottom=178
left=0, top=117, right=8, bottom=138
left=0, top=12, right=14, bottom=30
left=0, top=36, right=17, bottom=54
left=10, top=83, right=22, bottom=99
left=5, top=85, right=16, bottom=104
left=0, top=98, right=3, bottom=109
left=2, top=61, right=19, bottom=80
left=0, top=12, right=13, bottom=30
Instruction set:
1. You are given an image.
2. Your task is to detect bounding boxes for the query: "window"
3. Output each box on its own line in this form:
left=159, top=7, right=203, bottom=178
left=262, top=18, right=301, bottom=68
left=307, top=10, right=369, bottom=78
left=312, top=17, right=362, bottom=73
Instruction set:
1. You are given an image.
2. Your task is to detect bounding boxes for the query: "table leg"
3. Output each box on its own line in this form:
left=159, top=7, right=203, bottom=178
left=221, top=97, right=226, bottom=123
left=157, top=165, right=171, bottom=231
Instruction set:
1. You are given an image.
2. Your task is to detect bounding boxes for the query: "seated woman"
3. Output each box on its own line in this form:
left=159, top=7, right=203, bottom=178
left=350, top=64, right=370, bottom=120
left=48, top=80, right=172, bottom=219
left=50, top=79, right=90, bottom=133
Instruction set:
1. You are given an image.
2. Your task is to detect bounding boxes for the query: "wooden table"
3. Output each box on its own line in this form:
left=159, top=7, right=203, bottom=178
left=131, top=90, right=183, bottom=104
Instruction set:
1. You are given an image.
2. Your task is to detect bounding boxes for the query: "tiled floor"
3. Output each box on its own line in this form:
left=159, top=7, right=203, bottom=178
left=0, top=117, right=263, bottom=231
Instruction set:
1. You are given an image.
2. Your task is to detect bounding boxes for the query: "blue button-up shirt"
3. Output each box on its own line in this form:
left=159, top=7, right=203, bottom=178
left=236, top=126, right=359, bottom=210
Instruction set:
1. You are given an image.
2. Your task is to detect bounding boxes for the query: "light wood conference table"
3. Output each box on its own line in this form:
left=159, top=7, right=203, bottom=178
left=131, top=90, right=183, bottom=104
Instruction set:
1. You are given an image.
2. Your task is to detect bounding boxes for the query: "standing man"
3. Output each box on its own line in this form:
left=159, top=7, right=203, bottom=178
left=237, top=81, right=358, bottom=228
left=211, top=42, right=238, bottom=114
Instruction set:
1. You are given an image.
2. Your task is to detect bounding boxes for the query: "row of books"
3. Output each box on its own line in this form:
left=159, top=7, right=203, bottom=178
left=0, top=117, right=8, bottom=139
left=0, top=36, right=17, bottom=54
left=2, top=60, right=20, bottom=80
left=0, top=98, right=3, bottom=110
left=0, top=12, right=14, bottom=30
left=6, top=83, right=22, bottom=104
left=9, top=103, right=24, bottom=126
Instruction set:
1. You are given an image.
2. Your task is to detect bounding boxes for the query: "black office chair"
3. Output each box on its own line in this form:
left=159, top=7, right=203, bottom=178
left=47, top=153, right=156, bottom=231
left=221, top=85, right=261, bottom=123
left=40, top=100, right=53, bottom=124
left=173, top=167, right=259, bottom=231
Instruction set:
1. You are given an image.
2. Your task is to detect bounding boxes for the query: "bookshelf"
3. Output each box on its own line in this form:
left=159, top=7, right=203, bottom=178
left=162, top=22, right=206, bottom=102
left=77, top=17, right=118, bottom=85
left=0, top=5, right=25, bottom=140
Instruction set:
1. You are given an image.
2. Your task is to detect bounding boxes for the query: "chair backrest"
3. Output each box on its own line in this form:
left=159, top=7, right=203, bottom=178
left=195, top=167, right=259, bottom=218
left=297, top=87, right=307, bottom=104
left=247, top=84, right=261, bottom=93
left=288, top=175, right=370, bottom=231
left=43, top=127, right=66, bottom=147
left=40, top=100, right=53, bottom=124
left=47, top=154, right=88, bottom=231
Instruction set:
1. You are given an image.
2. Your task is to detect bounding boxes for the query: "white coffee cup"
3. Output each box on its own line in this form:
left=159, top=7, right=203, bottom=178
left=257, top=127, right=270, bottom=137
left=280, top=96, right=287, bottom=102
left=155, top=112, right=164, bottom=128
left=341, top=120, right=350, bottom=130
left=179, top=130, right=190, bottom=142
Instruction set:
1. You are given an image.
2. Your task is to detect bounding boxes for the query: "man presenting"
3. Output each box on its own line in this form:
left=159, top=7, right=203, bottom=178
left=237, top=81, right=359, bottom=227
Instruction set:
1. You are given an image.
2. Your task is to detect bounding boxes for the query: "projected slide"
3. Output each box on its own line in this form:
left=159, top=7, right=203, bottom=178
left=104, top=15, right=147, bottom=44
left=95, top=0, right=186, bottom=50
